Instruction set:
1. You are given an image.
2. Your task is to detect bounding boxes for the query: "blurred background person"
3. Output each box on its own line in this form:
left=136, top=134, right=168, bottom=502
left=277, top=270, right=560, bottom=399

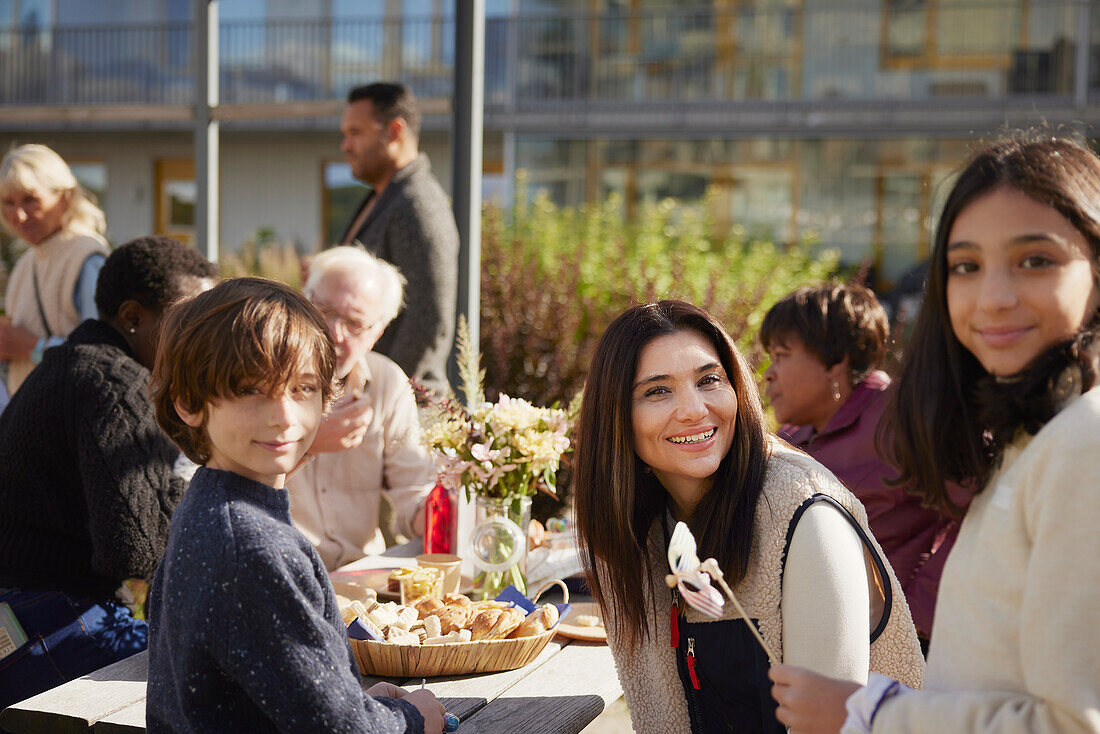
left=761, top=283, right=958, bottom=645
left=289, top=246, right=435, bottom=571
left=336, top=82, right=458, bottom=398
left=0, top=144, right=110, bottom=395
left=0, top=236, right=216, bottom=707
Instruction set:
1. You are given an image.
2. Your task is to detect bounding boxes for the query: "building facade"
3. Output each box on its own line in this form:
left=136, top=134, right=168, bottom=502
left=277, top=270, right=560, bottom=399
left=1, top=0, right=1097, bottom=285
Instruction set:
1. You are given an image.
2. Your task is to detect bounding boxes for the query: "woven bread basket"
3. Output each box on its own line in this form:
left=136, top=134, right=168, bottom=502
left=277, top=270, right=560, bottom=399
left=350, top=580, right=568, bottom=677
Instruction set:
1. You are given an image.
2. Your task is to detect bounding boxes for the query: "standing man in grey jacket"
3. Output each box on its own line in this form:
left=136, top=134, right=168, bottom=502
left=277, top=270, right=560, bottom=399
left=338, top=82, right=458, bottom=398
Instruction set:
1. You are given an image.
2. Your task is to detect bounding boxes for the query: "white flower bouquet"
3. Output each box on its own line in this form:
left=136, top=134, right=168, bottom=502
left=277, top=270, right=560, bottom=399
left=421, top=318, right=574, bottom=502
left=419, top=318, right=576, bottom=597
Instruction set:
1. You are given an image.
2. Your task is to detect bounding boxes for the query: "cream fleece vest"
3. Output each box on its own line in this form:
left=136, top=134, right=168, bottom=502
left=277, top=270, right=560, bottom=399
left=4, top=229, right=109, bottom=393
left=605, top=441, right=925, bottom=733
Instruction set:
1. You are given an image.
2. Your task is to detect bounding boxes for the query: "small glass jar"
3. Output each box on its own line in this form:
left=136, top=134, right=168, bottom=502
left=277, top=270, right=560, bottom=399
left=468, top=494, right=532, bottom=600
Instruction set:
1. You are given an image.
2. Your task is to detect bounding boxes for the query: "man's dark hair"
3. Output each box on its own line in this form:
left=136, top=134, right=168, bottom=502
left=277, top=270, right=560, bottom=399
left=347, top=82, right=421, bottom=139
left=94, top=235, right=217, bottom=319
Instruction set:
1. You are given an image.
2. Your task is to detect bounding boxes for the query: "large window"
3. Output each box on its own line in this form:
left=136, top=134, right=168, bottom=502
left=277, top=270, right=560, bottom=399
left=880, top=0, right=1032, bottom=86
left=592, top=0, right=801, bottom=102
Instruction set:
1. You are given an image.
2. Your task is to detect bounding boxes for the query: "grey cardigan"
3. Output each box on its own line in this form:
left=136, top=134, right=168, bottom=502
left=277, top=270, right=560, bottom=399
left=341, top=154, right=459, bottom=397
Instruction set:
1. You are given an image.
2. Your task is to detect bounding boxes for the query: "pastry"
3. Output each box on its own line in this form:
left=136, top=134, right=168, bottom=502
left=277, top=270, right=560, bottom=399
left=413, top=596, right=445, bottom=619
left=470, top=608, right=503, bottom=640
left=367, top=601, right=400, bottom=629
left=487, top=606, right=525, bottom=640
left=436, top=604, right=473, bottom=634
left=509, top=604, right=559, bottom=638
left=443, top=592, right=472, bottom=607
left=395, top=605, right=419, bottom=628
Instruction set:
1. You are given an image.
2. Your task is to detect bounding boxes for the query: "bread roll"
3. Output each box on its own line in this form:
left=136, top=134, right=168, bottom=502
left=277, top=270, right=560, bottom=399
left=436, top=604, right=473, bottom=634
left=413, top=596, right=445, bottom=619
left=443, top=592, right=472, bottom=607
left=509, top=604, right=560, bottom=638
left=470, top=608, right=504, bottom=640
left=487, top=606, right=526, bottom=640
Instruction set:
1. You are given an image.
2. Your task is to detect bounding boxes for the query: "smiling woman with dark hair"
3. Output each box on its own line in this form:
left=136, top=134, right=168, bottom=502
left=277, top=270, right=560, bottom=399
left=573, top=299, right=923, bottom=733
left=0, top=235, right=215, bottom=707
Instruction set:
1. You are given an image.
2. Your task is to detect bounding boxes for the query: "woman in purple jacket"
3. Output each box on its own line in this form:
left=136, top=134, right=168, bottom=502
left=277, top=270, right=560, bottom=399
left=761, top=283, right=960, bottom=645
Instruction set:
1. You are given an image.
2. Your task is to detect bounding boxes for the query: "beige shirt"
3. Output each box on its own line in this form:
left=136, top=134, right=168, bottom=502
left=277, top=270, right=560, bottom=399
left=4, top=228, right=109, bottom=393
left=875, top=386, right=1100, bottom=733
left=287, top=351, right=435, bottom=570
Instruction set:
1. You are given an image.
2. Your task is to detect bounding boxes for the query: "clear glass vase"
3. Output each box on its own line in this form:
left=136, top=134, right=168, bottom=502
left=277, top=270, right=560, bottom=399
left=467, top=494, right=531, bottom=600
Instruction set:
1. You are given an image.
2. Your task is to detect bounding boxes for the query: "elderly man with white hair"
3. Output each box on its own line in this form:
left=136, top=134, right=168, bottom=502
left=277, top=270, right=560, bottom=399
left=288, top=246, right=435, bottom=570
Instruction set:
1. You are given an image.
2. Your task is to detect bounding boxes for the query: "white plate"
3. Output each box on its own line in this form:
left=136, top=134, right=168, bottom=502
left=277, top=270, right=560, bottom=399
left=554, top=601, right=607, bottom=642
left=330, top=567, right=474, bottom=603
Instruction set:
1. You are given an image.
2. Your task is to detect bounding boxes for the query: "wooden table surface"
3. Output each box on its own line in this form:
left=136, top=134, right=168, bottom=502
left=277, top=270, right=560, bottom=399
left=1, top=541, right=621, bottom=733
left=1, top=632, right=621, bottom=734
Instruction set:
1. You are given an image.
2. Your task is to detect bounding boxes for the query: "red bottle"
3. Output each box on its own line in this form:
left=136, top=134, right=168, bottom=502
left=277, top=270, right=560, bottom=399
left=423, top=483, right=455, bottom=554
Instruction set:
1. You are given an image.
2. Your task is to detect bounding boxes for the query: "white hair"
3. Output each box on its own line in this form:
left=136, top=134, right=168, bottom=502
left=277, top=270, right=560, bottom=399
left=305, top=245, right=406, bottom=328
left=0, top=144, right=107, bottom=238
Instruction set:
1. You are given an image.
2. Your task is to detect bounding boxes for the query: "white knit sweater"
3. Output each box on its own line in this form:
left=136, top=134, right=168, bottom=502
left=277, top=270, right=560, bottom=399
left=874, top=386, right=1100, bottom=733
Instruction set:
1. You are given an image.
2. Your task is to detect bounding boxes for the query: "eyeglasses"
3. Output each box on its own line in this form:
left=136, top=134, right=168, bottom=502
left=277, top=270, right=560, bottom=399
left=316, top=306, right=375, bottom=338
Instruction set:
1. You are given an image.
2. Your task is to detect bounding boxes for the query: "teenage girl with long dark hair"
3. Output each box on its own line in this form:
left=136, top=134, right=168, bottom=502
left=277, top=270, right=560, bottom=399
left=770, top=135, right=1100, bottom=734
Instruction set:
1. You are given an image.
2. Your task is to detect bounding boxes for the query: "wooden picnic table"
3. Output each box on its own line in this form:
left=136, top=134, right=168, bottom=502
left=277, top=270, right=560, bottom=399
left=1, top=635, right=620, bottom=734
left=1, top=545, right=623, bottom=734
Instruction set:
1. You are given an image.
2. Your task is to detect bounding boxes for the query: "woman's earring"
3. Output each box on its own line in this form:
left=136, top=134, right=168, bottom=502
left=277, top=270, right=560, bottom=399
left=643, top=465, right=652, bottom=474
left=129, top=326, right=137, bottom=334
left=832, top=380, right=841, bottom=402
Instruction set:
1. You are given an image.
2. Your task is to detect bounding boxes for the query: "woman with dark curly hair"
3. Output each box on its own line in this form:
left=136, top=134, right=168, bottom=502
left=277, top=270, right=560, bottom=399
left=761, top=284, right=960, bottom=644
left=0, top=236, right=215, bottom=707
left=771, top=135, right=1100, bottom=734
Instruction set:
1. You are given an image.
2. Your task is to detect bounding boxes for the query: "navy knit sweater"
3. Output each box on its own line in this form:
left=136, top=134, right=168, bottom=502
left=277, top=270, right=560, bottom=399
left=0, top=319, right=185, bottom=599
left=146, top=467, right=423, bottom=733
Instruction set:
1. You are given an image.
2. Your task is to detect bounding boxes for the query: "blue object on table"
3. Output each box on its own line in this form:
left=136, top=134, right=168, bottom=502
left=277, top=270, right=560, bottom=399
left=347, top=617, right=382, bottom=641
left=493, top=585, right=571, bottom=630
left=444, top=712, right=460, bottom=731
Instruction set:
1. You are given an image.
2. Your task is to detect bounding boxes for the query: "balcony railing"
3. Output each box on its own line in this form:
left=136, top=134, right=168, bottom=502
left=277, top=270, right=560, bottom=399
left=0, top=1, right=1091, bottom=111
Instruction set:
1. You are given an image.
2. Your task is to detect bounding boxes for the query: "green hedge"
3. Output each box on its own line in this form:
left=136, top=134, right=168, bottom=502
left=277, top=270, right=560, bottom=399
left=478, top=190, right=841, bottom=409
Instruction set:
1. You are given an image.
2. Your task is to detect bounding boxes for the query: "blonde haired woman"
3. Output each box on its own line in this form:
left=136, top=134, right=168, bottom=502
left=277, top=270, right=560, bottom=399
left=0, top=144, right=109, bottom=394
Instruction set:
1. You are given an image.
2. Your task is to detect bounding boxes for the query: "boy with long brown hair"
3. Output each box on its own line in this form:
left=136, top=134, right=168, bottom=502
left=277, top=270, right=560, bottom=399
left=146, top=277, right=443, bottom=733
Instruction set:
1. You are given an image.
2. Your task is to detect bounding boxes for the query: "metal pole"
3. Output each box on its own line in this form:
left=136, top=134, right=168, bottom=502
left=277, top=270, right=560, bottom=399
left=1074, top=0, right=1091, bottom=108
left=194, top=0, right=219, bottom=263
left=451, top=0, right=485, bottom=400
